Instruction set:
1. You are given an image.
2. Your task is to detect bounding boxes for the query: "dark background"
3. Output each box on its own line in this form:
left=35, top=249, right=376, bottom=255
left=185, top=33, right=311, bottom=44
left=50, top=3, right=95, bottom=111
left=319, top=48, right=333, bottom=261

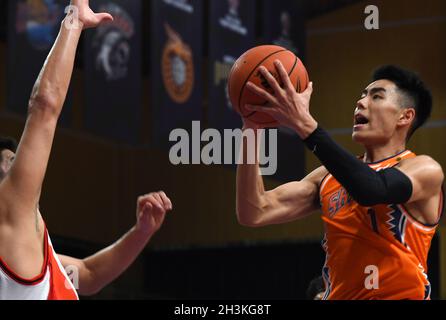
left=0, top=0, right=444, bottom=300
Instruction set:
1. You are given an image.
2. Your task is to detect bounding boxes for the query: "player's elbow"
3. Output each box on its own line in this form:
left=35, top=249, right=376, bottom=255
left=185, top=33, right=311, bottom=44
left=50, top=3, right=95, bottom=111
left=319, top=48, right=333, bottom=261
left=77, top=271, right=105, bottom=297
left=69, top=261, right=105, bottom=297
left=28, top=93, right=60, bottom=120
left=236, top=203, right=266, bottom=228
left=236, top=204, right=257, bottom=227
left=237, top=214, right=262, bottom=228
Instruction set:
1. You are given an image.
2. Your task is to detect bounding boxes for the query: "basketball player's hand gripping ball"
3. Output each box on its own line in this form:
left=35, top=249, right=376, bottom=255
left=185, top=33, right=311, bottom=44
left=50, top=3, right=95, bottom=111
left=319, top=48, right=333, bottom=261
left=228, top=45, right=312, bottom=130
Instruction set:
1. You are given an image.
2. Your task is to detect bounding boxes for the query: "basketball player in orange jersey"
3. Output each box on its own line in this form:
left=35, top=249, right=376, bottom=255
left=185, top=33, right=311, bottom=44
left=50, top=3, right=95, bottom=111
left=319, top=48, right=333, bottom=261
left=236, top=61, right=444, bottom=300
left=0, top=0, right=172, bottom=300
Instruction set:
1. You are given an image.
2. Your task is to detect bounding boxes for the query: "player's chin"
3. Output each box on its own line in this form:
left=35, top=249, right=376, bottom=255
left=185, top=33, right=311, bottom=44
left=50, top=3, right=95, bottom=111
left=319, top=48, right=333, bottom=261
left=353, top=130, right=386, bottom=146
left=352, top=130, right=369, bottom=144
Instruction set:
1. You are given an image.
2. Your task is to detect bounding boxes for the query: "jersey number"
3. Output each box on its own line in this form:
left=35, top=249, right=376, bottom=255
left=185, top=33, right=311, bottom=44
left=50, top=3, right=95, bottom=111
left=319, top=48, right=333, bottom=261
left=368, top=209, right=380, bottom=234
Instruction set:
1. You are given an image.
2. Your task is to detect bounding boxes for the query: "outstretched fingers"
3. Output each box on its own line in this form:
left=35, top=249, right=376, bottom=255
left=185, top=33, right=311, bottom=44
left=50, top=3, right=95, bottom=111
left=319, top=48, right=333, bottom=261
left=246, top=82, right=280, bottom=107
left=258, top=66, right=283, bottom=95
left=244, top=103, right=280, bottom=119
left=274, top=60, right=295, bottom=94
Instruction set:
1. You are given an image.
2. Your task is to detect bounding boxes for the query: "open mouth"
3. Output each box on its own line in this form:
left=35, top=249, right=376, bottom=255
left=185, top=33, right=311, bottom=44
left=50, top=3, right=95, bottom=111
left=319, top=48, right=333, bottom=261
left=354, top=114, right=369, bottom=126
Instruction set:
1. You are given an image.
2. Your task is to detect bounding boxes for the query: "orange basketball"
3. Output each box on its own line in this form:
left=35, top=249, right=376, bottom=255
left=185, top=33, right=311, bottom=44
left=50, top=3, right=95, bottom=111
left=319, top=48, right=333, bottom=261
left=228, top=45, right=309, bottom=127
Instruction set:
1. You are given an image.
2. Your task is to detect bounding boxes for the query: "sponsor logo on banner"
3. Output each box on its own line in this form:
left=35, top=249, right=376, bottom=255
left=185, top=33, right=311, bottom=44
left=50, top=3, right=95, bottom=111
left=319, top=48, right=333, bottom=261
left=214, top=55, right=236, bottom=110
left=163, top=0, right=194, bottom=14
left=162, top=23, right=194, bottom=104
left=92, top=3, right=134, bottom=81
left=273, top=11, right=298, bottom=55
left=15, top=0, right=62, bottom=51
left=219, top=0, right=247, bottom=36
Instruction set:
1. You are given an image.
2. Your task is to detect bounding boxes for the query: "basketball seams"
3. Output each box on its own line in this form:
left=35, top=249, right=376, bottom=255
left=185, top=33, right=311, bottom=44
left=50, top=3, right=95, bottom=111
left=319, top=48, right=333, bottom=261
left=227, top=59, right=237, bottom=112
left=244, top=53, right=299, bottom=126
left=237, top=49, right=287, bottom=118
left=248, top=54, right=299, bottom=126
left=295, top=58, right=302, bottom=93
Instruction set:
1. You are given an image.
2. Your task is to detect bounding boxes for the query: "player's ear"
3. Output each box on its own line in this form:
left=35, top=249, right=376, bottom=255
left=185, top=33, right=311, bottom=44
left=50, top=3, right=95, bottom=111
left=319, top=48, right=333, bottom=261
left=398, top=107, right=416, bottom=127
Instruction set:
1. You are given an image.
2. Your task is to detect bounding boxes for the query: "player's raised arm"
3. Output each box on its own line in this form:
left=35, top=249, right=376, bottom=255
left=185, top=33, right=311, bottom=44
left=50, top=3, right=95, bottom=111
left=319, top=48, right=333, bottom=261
left=58, top=192, right=172, bottom=296
left=0, top=1, right=112, bottom=218
left=236, top=120, right=325, bottom=228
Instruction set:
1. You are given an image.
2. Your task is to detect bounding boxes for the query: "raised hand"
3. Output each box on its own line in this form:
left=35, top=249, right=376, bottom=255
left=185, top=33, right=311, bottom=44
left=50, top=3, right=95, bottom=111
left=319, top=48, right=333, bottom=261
left=135, top=192, right=173, bottom=237
left=68, top=0, right=113, bottom=29
left=245, top=60, right=318, bottom=139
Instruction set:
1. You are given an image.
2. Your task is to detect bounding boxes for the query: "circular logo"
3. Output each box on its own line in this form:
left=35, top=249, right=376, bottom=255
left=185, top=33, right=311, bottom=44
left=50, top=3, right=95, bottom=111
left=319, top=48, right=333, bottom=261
left=162, top=24, right=194, bottom=104
left=93, top=3, right=134, bottom=81
left=16, top=0, right=62, bottom=51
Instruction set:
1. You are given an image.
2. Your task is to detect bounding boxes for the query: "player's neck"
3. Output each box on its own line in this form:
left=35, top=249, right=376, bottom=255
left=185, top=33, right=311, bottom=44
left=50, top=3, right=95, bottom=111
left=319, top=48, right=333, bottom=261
left=363, top=141, right=407, bottom=164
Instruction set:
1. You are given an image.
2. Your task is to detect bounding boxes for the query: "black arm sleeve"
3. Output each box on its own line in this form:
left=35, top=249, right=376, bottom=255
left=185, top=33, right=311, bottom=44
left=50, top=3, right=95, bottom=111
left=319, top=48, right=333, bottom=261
left=304, top=126, right=413, bottom=207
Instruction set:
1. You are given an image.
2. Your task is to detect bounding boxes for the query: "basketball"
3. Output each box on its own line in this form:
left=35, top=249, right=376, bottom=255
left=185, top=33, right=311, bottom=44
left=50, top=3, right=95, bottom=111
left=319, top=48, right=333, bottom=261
left=228, top=45, right=309, bottom=127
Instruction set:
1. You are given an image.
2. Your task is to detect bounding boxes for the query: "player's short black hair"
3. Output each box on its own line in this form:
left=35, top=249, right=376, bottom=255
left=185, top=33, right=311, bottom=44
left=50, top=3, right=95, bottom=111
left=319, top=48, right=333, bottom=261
left=372, top=65, right=433, bottom=140
left=0, top=137, right=18, bottom=161
left=306, top=276, right=325, bottom=300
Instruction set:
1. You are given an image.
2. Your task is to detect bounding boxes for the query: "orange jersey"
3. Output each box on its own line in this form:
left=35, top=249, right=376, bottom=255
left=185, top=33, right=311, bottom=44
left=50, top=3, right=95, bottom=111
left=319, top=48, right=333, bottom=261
left=319, top=150, right=443, bottom=300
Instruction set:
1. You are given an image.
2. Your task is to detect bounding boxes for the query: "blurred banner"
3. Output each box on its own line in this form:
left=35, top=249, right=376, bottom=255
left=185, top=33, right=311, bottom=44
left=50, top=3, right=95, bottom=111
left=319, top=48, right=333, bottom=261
left=7, top=0, right=71, bottom=126
left=208, top=0, right=256, bottom=131
left=84, top=0, right=142, bottom=145
left=263, top=0, right=307, bottom=181
left=262, top=0, right=306, bottom=58
left=151, top=0, right=203, bottom=147
left=307, top=0, right=363, bottom=18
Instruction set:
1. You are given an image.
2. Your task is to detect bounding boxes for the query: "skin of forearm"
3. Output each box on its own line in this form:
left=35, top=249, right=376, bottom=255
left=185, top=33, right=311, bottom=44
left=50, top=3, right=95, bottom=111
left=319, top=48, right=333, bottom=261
left=29, top=19, right=82, bottom=115
left=82, top=226, right=152, bottom=293
left=236, top=128, right=268, bottom=221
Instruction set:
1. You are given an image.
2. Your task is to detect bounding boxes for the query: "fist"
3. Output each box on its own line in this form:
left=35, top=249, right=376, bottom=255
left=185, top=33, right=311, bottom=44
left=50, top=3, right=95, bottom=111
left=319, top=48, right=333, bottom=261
left=135, top=192, right=173, bottom=236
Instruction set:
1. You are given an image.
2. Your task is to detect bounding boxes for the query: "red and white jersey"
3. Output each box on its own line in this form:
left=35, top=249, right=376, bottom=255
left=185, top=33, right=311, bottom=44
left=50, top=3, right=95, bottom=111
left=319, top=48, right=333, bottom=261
left=0, top=227, right=79, bottom=300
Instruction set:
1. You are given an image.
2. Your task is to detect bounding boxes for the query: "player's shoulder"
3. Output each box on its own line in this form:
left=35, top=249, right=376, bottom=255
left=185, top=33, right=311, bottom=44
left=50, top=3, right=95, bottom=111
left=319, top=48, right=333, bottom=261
left=399, top=154, right=444, bottom=184
left=304, top=166, right=329, bottom=186
left=400, top=154, right=443, bottom=172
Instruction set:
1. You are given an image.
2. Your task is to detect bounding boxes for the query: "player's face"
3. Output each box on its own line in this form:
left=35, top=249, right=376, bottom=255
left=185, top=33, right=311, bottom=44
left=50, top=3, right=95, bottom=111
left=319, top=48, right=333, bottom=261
left=352, top=80, right=405, bottom=146
left=0, top=149, right=15, bottom=180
